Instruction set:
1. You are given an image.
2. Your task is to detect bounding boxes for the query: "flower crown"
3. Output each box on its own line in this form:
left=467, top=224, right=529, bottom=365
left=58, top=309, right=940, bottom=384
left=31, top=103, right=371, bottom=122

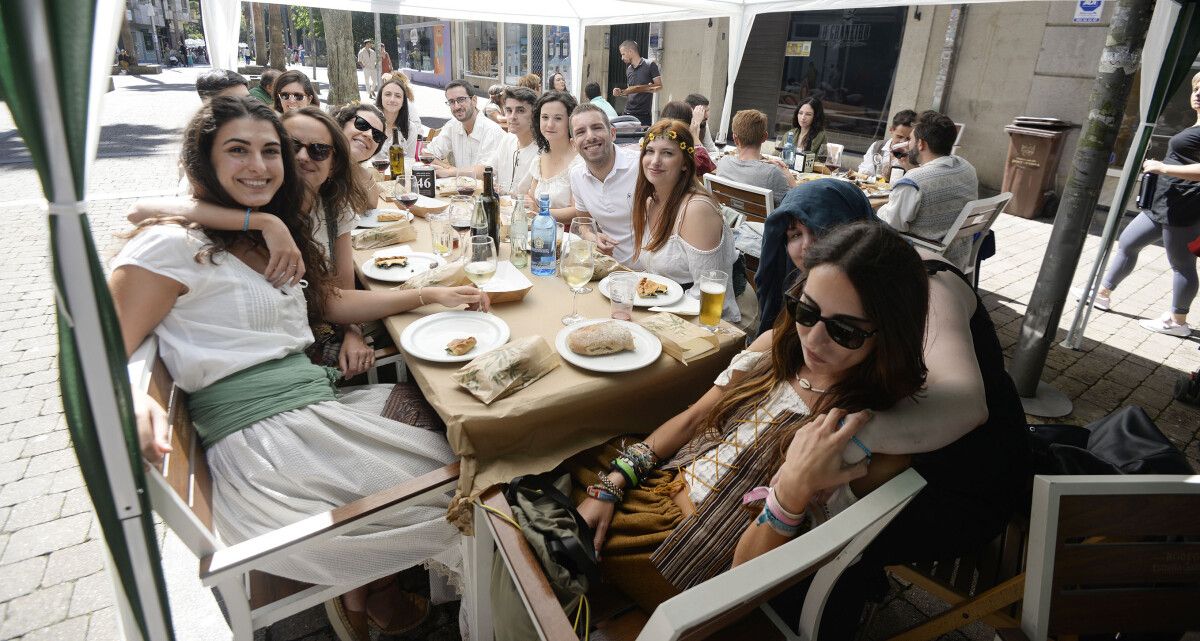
left=640, top=128, right=695, bottom=157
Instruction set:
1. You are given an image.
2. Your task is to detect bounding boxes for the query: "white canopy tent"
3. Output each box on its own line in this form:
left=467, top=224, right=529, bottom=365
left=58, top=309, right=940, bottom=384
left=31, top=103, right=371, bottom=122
left=202, top=0, right=1093, bottom=140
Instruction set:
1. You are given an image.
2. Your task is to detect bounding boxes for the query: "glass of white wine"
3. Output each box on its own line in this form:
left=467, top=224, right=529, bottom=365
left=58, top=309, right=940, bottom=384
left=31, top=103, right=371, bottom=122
left=569, top=217, right=598, bottom=294
left=465, top=235, right=498, bottom=313
left=560, top=237, right=595, bottom=325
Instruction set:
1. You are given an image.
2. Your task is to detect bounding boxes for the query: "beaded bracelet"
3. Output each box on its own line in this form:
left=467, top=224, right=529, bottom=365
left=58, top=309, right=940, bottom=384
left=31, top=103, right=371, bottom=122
left=850, top=436, right=873, bottom=461
left=621, top=442, right=659, bottom=477
left=241, top=207, right=252, bottom=231
left=756, top=504, right=804, bottom=538
left=596, top=472, right=625, bottom=502
left=586, top=484, right=620, bottom=503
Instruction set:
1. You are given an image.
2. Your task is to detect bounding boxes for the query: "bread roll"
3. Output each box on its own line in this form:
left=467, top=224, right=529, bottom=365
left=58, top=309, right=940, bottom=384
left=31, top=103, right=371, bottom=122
left=568, top=321, right=636, bottom=356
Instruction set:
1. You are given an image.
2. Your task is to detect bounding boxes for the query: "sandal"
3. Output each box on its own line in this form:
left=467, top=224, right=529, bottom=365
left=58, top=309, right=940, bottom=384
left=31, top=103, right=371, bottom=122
left=366, top=579, right=431, bottom=635
left=324, top=596, right=369, bottom=641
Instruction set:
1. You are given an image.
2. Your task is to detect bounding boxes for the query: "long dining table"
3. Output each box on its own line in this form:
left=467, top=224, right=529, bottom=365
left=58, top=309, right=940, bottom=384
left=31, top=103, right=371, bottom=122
left=353, top=209, right=746, bottom=525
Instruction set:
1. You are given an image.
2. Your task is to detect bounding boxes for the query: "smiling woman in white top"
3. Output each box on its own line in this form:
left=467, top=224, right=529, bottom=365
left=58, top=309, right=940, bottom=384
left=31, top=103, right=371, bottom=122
left=526, top=91, right=582, bottom=219
left=631, top=119, right=740, bottom=322
left=373, top=75, right=423, bottom=162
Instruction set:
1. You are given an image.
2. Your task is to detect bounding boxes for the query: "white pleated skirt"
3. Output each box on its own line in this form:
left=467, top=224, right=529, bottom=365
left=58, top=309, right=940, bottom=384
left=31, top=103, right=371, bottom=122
left=206, top=385, right=461, bottom=587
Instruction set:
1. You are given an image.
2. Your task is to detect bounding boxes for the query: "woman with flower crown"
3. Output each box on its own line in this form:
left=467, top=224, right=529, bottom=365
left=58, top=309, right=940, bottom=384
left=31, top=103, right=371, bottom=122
left=631, top=119, right=741, bottom=322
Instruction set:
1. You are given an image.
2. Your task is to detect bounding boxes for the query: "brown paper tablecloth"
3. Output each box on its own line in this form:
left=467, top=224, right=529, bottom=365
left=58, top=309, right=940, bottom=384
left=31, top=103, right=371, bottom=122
left=354, top=215, right=745, bottom=527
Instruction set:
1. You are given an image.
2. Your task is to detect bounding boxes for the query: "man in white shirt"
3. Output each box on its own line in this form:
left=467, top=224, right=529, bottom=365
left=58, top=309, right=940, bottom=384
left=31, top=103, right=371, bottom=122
left=481, top=86, right=539, bottom=194
left=857, top=109, right=916, bottom=175
left=356, top=39, right=379, bottom=98
left=568, top=103, right=640, bottom=266
left=424, top=80, right=507, bottom=177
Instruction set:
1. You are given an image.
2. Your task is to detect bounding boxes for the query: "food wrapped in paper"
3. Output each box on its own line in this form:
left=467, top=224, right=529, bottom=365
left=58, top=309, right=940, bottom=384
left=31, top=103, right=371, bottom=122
left=637, top=312, right=729, bottom=364
left=452, top=335, right=561, bottom=405
left=558, top=247, right=627, bottom=282
left=398, top=259, right=470, bottom=290
left=352, top=221, right=417, bottom=250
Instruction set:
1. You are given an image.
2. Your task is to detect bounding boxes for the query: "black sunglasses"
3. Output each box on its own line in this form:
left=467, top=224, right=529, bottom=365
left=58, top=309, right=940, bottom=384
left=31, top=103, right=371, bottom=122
left=291, top=138, right=334, bottom=162
left=353, top=115, right=387, bottom=145
left=278, top=91, right=309, bottom=102
left=784, top=291, right=878, bottom=350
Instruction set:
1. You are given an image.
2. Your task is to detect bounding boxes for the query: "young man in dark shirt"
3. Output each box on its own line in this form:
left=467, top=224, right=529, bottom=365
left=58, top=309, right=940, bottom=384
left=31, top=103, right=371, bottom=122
left=612, top=40, right=662, bottom=127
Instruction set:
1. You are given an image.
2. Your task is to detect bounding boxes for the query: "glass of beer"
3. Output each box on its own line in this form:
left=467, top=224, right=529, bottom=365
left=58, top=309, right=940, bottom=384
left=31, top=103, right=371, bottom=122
left=698, top=270, right=727, bottom=333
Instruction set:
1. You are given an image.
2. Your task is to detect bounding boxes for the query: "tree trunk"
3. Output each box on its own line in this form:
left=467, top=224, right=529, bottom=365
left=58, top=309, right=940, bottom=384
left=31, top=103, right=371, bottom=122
left=1008, top=0, right=1157, bottom=399
left=267, top=3, right=286, bottom=70
left=251, top=2, right=268, bottom=66
left=119, top=14, right=137, bottom=58
left=321, top=8, right=359, bottom=107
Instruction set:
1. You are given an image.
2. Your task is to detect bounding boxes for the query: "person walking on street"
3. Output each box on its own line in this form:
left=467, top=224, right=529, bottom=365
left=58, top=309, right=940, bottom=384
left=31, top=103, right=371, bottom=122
left=357, top=39, right=380, bottom=99
left=612, top=40, right=661, bottom=127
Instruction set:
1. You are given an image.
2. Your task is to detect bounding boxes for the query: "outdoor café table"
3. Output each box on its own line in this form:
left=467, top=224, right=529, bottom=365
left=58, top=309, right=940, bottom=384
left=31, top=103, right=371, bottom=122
left=353, top=212, right=745, bottom=525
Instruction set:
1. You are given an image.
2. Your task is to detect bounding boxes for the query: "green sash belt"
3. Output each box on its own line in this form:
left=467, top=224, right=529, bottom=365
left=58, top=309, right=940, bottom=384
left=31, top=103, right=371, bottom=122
left=188, top=353, right=340, bottom=449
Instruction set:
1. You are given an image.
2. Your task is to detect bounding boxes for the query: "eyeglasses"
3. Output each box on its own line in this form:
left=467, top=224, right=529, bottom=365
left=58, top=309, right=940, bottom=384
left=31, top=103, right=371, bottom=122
left=353, top=115, right=387, bottom=145
left=278, top=91, right=308, bottom=102
left=445, top=96, right=472, bottom=106
left=784, top=291, right=877, bottom=350
left=291, top=138, right=333, bottom=162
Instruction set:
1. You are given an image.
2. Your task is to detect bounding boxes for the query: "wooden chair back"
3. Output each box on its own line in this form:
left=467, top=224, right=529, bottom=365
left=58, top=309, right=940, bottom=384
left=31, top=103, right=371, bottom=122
left=704, top=173, right=773, bottom=287
left=1019, top=475, right=1200, bottom=639
left=476, top=469, right=927, bottom=641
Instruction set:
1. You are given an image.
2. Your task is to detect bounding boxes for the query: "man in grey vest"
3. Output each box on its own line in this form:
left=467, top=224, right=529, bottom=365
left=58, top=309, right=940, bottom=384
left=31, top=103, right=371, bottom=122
left=877, top=110, right=978, bottom=268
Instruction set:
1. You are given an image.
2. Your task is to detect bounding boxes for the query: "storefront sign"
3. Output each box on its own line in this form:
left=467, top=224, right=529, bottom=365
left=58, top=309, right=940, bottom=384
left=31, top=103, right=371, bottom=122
left=1073, top=0, right=1103, bottom=23
left=785, top=41, right=812, bottom=57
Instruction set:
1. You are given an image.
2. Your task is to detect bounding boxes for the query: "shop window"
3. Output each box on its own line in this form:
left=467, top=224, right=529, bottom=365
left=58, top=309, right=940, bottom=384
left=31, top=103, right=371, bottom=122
left=462, top=21, right=498, bottom=77
left=775, top=8, right=907, bottom=143
left=399, top=23, right=436, bottom=72
left=505, top=24, right=529, bottom=84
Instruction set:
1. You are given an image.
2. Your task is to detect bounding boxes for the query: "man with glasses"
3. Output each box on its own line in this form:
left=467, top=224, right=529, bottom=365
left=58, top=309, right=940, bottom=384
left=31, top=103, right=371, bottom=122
left=480, top=86, right=539, bottom=193
left=424, top=80, right=506, bottom=178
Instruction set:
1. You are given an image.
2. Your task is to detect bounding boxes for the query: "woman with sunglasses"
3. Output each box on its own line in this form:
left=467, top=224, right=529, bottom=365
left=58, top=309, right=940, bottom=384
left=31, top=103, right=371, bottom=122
left=126, top=103, right=484, bottom=379
left=273, top=70, right=320, bottom=113
left=631, top=119, right=741, bottom=323
left=567, top=222, right=928, bottom=613
left=745, top=182, right=1029, bottom=637
left=333, top=103, right=389, bottom=211
left=115, top=97, right=481, bottom=641
left=372, top=75, right=423, bottom=164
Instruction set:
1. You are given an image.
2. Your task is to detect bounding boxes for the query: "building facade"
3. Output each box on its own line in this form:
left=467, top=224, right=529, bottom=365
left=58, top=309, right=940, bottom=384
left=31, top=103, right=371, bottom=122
left=396, top=18, right=573, bottom=92
left=125, top=0, right=192, bottom=64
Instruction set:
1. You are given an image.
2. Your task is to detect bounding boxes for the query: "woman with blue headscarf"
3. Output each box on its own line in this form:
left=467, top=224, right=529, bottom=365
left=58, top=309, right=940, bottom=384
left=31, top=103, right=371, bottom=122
left=741, top=178, right=1028, bottom=637
left=755, top=180, right=874, bottom=337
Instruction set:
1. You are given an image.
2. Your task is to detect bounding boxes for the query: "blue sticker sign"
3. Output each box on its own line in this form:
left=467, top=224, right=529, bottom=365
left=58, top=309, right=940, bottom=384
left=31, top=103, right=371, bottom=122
left=1074, top=0, right=1104, bottom=23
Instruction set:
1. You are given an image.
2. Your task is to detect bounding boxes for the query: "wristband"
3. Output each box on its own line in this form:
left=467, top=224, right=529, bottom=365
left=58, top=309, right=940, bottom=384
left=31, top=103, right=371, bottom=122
left=596, top=472, right=624, bottom=502
left=242, top=207, right=252, bottom=231
left=586, top=484, right=620, bottom=503
left=612, top=457, right=639, bottom=488
left=756, top=504, right=804, bottom=538
left=418, top=287, right=426, bottom=305
left=766, top=486, right=805, bottom=527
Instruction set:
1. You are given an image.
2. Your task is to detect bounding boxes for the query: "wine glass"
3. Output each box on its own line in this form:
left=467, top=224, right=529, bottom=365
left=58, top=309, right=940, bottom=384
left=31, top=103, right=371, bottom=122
left=465, top=235, right=498, bottom=313
left=448, top=196, right=474, bottom=258
left=560, top=237, right=595, bottom=325
left=698, top=270, right=727, bottom=333
left=371, top=157, right=390, bottom=177
left=456, top=167, right=476, bottom=196
left=568, top=217, right=598, bottom=294
left=395, top=174, right=418, bottom=209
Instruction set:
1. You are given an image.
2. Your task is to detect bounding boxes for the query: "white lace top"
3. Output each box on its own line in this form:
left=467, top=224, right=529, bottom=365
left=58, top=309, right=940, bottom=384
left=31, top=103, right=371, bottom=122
left=111, top=225, right=312, bottom=392
left=640, top=196, right=741, bottom=322
left=528, top=153, right=582, bottom=209
left=683, top=350, right=857, bottom=523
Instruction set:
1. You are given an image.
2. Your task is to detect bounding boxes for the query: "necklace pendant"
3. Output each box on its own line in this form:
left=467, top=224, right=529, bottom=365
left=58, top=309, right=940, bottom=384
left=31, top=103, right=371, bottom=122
left=797, top=377, right=828, bottom=394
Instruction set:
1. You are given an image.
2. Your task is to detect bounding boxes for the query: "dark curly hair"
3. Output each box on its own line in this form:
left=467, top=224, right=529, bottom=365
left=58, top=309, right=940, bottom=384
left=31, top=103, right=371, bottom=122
left=532, top=90, right=578, bottom=154
left=170, top=96, right=330, bottom=318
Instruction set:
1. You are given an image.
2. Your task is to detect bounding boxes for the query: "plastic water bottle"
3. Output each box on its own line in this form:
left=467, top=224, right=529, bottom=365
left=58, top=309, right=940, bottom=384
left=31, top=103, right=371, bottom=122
left=509, top=199, right=529, bottom=269
left=530, top=195, right=557, bottom=276
left=780, top=131, right=796, bottom=170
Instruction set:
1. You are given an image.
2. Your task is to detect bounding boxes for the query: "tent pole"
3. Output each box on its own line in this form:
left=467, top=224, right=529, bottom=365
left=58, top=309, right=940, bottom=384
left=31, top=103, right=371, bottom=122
left=718, top=7, right=749, bottom=144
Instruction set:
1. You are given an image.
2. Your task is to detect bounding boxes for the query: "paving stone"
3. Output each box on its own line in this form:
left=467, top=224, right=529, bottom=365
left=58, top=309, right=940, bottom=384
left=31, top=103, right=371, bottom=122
left=0, top=583, right=72, bottom=639
left=0, top=438, right=26, bottom=464
left=0, top=512, right=91, bottom=564
left=0, top=555, right=47, bottom=602
left=3, top=492, right=64, bottom=532
left=18, top=615, right=91, bottom=641
left=68, top=570, right=114, bottom=617
left=0, top=474, right=52, bottom=508
left=26, top=448, right=79, bottom=478
left=19, top=430, right=69, bottom=458
left=48, top=466, right=84, bottom=493
left=42, top=540, right=106, bottom=588
left=86, top=606, right=119, bottom=641
left=0, top=457, right=29, bottom=485
left=8, top=415, right=60, bottom=439
left=60, top=486, right=94, bottom=517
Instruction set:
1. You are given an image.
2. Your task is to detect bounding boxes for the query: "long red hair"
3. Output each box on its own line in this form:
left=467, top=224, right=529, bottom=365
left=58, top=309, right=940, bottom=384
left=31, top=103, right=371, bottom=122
left=631, top=119, right=708, bottom=261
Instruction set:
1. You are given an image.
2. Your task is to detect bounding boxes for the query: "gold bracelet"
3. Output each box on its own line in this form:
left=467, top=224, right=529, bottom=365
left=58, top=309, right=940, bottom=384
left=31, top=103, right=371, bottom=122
left=418, top=287, right=425, bottom=305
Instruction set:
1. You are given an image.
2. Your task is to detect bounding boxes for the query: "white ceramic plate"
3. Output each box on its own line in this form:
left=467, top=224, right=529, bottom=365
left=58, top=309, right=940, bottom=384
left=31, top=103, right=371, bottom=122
left=357, top=208, right=413, bottom=228
left=555, top=319, right=663, bottom=373
left=597, top=272, right=684, bottom=308
left=399, top=311, right=511, bottom=363
left=360, top=251, right=444, bottom=283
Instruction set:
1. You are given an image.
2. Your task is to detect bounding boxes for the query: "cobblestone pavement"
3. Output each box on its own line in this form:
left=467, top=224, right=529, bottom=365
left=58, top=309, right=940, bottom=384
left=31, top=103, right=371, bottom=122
left=0, top=66, right=1197, bottom=641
